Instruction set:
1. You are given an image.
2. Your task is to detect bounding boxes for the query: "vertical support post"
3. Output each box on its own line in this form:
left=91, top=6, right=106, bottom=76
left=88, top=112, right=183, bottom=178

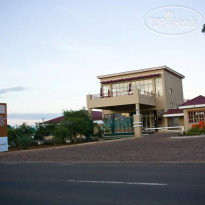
left=133, top=104, right=142, bottom=138
left=164, top=117, right=168, bottom=127
left=111, top=114, right=115, bottom=135
left=154, top=110, right=158, bottom=132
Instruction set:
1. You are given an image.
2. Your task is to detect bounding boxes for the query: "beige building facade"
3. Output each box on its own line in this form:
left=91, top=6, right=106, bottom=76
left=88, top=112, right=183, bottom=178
left=87, top=66, right=184, bottom=136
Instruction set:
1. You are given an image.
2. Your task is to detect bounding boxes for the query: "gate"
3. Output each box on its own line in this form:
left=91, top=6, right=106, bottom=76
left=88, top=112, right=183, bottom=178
left=104, top=117, right=134, bottom=135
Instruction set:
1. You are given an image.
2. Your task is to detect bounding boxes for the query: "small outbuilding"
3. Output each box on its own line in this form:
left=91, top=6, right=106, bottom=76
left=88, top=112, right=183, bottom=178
left=164, top=95, right=205, bottom=132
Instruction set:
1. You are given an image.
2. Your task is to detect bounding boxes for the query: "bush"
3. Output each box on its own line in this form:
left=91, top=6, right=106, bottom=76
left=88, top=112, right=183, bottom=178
left=43, top=140, right=55, bottom=145
left=16, top=134, right=32, bottom=149
left=8, top=127, right=17, bottom=146
left=53, top=126, right=69, bottom=144
left=14, top=123, right=34, bottom=149
left=186, top=127, right=205, bottom=136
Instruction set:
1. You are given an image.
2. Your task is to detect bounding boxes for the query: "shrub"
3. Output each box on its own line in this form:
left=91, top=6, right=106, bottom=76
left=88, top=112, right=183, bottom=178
left=16, top=133, right=32, bottom=149
left=43, top=140, right=55, bottom=145
left=53, top=126, right=69, bottom=144
left=15, top=123, right=34, bottom=149
left=186, top=127, right=205, bottom=136
left=7, top=127, right=17, bottom=146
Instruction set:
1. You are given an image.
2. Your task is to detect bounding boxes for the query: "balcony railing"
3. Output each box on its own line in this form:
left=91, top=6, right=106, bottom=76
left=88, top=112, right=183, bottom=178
left=90, top=90, right=155, bottom=100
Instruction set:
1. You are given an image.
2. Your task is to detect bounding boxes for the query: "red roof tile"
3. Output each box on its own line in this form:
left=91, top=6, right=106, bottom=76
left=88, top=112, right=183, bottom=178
left=164, top=109, right=183, bottom=115
left=180, top=95, right=205, bottom=107
left=44, top=111, right=102, bottom=124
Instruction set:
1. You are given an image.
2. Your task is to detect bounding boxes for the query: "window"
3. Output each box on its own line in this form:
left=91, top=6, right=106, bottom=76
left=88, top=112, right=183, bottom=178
left=170, top=102, right=173, bottom=106
left=155, top=78, right=163, bottom=97
left=169, top=88, right=173, bottom=94
left=188, top=110, right=205, bottom=123
left=112, top=82, right=128, bottom=96
left=131, top=79, right=153, bottom=94
left=102, top=85, right=109, bottom=96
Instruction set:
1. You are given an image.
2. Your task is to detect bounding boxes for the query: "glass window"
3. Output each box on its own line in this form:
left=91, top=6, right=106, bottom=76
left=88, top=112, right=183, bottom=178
left=103, top=85, right=109, bottom=96
left=169, top=88, right=173, bottom=94
left=188, top=110, right=205, bottom=123
left=111, top=78, right=153, bottom=95
left=155, top=78, right=163, bottom=97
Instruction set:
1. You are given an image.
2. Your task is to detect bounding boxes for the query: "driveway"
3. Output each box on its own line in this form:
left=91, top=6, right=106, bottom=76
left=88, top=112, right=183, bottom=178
left=0, top=133, right=205, bottom=163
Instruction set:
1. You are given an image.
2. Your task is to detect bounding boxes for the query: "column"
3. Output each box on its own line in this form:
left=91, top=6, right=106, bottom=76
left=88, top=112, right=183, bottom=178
left=133, top=104, right=142, bottom=138
left=88, top=108, right=92, bottom=117
left=164, top=117, right=168, bottom=127
left=154, top=110, right=158, bottom=132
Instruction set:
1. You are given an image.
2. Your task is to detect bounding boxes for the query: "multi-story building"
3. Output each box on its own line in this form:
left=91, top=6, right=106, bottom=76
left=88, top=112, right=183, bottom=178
left=87, top=66, right=184, bottom=135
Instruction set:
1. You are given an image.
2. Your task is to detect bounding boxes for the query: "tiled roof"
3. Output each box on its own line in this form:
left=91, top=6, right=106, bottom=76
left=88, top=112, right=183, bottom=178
left=164, top=109, right=183, bottom=115
left=44, top=110, right=102, bottom=124
left=179, top=95, right=205, bottom=107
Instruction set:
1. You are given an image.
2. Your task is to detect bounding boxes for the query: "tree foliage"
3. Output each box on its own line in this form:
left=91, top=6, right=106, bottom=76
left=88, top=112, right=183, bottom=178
left=63, top=109, right=93, bottom=143
left=7, top=109, right=95, bottom=149
left=34, top=122, right=56, bottom=141
left=53, top=126, right=70, bottom=144
left=8, top=123, right=34, bottom=149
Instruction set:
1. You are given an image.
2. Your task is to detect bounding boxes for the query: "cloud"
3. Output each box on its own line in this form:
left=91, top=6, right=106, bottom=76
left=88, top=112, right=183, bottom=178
left=0, top=87, right=27, bottom=94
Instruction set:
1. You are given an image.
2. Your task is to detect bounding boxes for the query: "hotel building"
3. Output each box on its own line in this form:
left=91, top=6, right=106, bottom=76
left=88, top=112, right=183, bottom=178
left=87, top=66, right=184, bottom=135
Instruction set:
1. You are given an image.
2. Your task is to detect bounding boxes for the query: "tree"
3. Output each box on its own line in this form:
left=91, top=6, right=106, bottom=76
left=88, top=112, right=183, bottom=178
left=63, top=108, right=94, bottom=143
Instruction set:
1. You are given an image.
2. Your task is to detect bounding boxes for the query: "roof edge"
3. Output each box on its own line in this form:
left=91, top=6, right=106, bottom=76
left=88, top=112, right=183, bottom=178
left=97, top=65, right=185, bottom=79
left=179, top=104, right=205, bottom=109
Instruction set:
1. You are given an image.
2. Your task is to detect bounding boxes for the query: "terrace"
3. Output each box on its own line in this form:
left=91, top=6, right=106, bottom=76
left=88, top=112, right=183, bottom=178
left=87, top=89, right=156, bottom=109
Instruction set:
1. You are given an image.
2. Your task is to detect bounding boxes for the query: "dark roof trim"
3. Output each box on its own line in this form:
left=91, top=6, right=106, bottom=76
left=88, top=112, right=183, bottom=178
left=101, top=74, right=161, bottom=84
left=164, top=109, right=184, bottom=115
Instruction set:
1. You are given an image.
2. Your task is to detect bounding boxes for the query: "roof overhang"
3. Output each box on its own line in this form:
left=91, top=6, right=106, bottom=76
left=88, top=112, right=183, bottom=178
left=179, top=104, right=205, bottom=109
left=97, top=65, right=185, bottom=80
left=163, top=113, right=184, bottom=118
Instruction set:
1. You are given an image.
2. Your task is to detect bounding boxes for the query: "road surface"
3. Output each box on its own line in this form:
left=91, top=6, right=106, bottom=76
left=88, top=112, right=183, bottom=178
left=0, top=163, right=204, bottom=205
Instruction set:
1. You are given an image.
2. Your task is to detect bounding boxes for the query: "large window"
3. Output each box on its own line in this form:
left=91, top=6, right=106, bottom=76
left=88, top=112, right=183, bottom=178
left=102, top=85, right=109, bottom=96
left=132, top=79, right=153, bottom=94
left=111, top=79, right=153, bottom=96
left=112, top=82, right=128, bottom=96
left=188, top=110, right=205, bottom=123
left=155, top=78, right=163, bottom=97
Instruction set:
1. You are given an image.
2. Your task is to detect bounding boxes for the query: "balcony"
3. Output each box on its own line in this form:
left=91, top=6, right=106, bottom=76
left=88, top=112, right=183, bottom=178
left=87, top=89, right=156, bottom=109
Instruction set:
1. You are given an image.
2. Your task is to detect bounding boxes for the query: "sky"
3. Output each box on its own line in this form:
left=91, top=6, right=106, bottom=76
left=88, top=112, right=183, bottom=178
left=0, top=0, right=204, bottom=126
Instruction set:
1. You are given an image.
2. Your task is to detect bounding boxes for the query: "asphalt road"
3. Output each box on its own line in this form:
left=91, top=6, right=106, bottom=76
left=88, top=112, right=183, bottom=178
left=0, top=163, right=205, bottom=205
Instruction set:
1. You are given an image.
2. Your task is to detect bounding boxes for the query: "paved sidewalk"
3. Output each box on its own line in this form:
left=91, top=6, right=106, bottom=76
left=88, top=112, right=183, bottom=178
left=0, top=133, right=205, bottom=163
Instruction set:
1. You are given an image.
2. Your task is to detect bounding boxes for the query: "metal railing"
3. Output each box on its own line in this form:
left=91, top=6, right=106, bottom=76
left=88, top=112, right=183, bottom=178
left=145, top=126, right=184, bottom=134
left=90, top=90, right=155, bottom=100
